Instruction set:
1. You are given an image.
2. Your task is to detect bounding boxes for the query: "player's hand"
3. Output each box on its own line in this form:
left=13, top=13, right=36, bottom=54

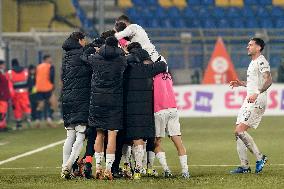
left=247, top=93, right=258, bottom=103
left=229, top=79, right=242, bottom=88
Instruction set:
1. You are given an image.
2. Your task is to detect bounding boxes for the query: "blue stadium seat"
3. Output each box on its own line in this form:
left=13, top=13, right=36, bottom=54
left=276, top=18, right=284, bottom=28
left=259, top=18, right=274, bottom=28
left=271, top=6, right=284, bottom=17
left=270, top=55, right=281, bottom=67
left=183, top=7, right=196, bottom=17
left=187, top=0, right=200, bottom=5
left=198, top=7, right=212, bottom=18
left=167, top=7, right=181, bottom=18
left=173, top=19, right=186, bottom=28
left=245, top=19, right=259, bottom=28
left=241, top=6, right=255, bottom=17
left=202, top=18, right=217, bottom=28
left=244, top=0, right=258, bottom=5
left=186, top=19, right=201, bottom=28
left=217, top=19, right=230, bottom=28
left=231, top=19, right=245, bottom=28
left=202, top=0, right=214, bottom=5
left=255, top=6, right=270, bottom=17
left=132, top=0, right=144, bottom=6
left=213, top=7, right=226, bottom=18
left=156, top=7, right=167, bottom=18
left=227, top=7, right=241, bottom=18
left=259, top=0, right=271, bottom=5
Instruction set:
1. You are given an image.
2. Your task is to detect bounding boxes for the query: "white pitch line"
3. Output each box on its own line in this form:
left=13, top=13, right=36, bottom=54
left=1, top=164, right=284, bottom=170
left=0, top=139, right=65, bottom=166
left=0, top=141, right=9, bottom=146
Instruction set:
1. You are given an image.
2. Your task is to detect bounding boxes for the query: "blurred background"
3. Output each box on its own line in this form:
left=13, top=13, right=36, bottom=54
left=1, top=0, right=284, bottom=127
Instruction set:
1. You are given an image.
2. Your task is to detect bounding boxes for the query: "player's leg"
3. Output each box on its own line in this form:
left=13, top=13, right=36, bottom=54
left=112, top=129, right=125, bottom=178
left=61, top=126, right=76, bottom=178
left=104, top=130, right=117, bottom=180
left=83, top=127, right=96, bottom=179
left=132, top=139, right=144, bottom=179
left=65, top=125, right=86, bottom=174
left=22, top=91, right=31, bottom=127
left=167, top=108, right=189, bottom=178
left=154, top=110, right=172, bottom=177
left=94, top=129, right=105, bottom=179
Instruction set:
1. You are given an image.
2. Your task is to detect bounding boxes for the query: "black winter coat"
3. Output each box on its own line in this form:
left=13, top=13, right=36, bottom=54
left=82, top=45, right=127, bottom=130
left=61, top=38, right=92, bottom=127
left=124, top=52, right=167, bottom=140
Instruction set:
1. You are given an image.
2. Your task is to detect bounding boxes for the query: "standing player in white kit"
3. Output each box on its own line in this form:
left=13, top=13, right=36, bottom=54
left=229, top=38, right=272, bottom=174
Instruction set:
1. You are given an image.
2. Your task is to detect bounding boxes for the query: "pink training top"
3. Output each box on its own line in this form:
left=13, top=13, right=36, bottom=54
left=153, top=72, right=177, bottom=113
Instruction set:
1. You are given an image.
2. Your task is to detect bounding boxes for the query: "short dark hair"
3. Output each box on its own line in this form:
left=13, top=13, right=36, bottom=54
left=11, top=58, right=19, bottom=67
left=100, top=30, right=116, bottom=40
left=0, top=60, right=4, bottom=65
left=105, top=36, right=118, bottom=47
left=127, top=42, right=142, bottom=52
left=70, top=31, right=85, bottom=41
left=116, top=14, right=131, bottom=23
left=250, top=38, right=265, bottom=52
left=115, top=22, right=127, bottom=32
left=28, top=64, right=35, bottom=70
left=43, top=54, right=51, bottom=61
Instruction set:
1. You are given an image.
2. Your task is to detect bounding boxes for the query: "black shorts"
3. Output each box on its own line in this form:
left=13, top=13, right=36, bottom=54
left=37, top=91, right=52, bottom=101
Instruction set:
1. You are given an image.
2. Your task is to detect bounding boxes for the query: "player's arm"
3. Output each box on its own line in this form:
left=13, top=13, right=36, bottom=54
left=114, top=25, right=135, bottom=40
left=229, top=79, right=246, bottom=88
left=259, top=71, right=272, bottom=93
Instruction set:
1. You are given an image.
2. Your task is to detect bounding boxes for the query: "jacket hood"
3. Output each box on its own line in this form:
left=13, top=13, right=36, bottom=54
left=98, top=45, right=123, bottom=59
left=62, top=37, right=82, bottom=51
left=129, top=48, right=150, bottom=62
left=12, top=65, right=24, bottom=73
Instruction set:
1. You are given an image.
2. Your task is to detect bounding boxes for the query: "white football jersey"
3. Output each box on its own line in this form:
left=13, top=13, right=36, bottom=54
left=115, top=24, right=166, bottom=62
left=246, top=55, right=270, bottom=96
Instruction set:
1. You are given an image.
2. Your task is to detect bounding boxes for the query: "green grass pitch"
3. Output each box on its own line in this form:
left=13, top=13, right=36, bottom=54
left=0, top=117, right=284, bottom=189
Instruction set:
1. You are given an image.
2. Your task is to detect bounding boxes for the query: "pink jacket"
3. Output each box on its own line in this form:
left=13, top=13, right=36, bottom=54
left=153, top=73, right=177, bottom=113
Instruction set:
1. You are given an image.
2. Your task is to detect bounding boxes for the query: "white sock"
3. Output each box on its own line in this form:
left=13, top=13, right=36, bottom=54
left=238, top=132, right=263, bottom=161
left=142, top=143, right=147, bottom=168
left=179, top=155, right=189, bottom=173
left=236, top=137, right=249, bottom=168
left=62, top=129, right=76, bottom=169
left=105, top=154, right=115, bottom=171
left=134, top=145, right=144, bottom=171
left=156, top=152, right=169, bottom=171
left=147, top=151, right=155, bottom=169
left=95, top=152, right=104, bottom=169
left=65, top=131, right=85, bottom=170
left=122, top=144, right=131, bottom=165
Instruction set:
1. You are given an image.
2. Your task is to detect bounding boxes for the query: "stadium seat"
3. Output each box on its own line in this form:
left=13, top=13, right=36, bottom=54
left=215, top=0, right=230, bottom=7
left=241, top=6, right=255, bottom=17
left=187, top=0, right=200, bottom=5
left=229, top=0, right=244, bottom=7
left=275, top=18, right=284, bottom=28
left=231, top=18, right=245, bottom=28
left=203, top=18, right=217, bottom=28
left=3, top=0, right=17, bottom=32
left=259, top=0, right=272, bottom=5
left=245, top=19, right=259, bottom=28
left=156, top=6, right=167, bottom=18
left=167, top=7, right=181, bottom=17
left=159, top=0, right=173, bottom=8
left=217, top=18, right=230, bottom=28
left=183, top=7, right=196, bottom=17
left=213, top=7, right=226, bottom=18
left=198, top=7, right=212, bottom=18
left=172, top=0, right=187, bottom=9
left=203, top=0, right=215, bottom=5
left=118, top=0, right=133, bottom=8
left=227, top=7, right=241, bottom=18
left=273, top=0, right=284, bottom=6
left=271, top=6, right=284, bottom=17
left=259, top=18, right=274, bottom=28
left=255, top=6, right=270, bottom=17
left=244, top=0, right=257, bottom=5
left=132, top=0, right=143, bottom=6
left=186, top=19, right=201, bottom=27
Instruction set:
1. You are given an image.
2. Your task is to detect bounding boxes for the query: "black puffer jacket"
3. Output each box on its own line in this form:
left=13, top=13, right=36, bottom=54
left=61, top=37, right=92, bottom=127
left=124, top=48, right=167, bottom=140
left=82, top=45, right=127, bottom=130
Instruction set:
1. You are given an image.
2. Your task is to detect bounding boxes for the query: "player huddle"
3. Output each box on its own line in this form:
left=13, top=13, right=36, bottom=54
left=60, top=15, right=272, bottom=180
